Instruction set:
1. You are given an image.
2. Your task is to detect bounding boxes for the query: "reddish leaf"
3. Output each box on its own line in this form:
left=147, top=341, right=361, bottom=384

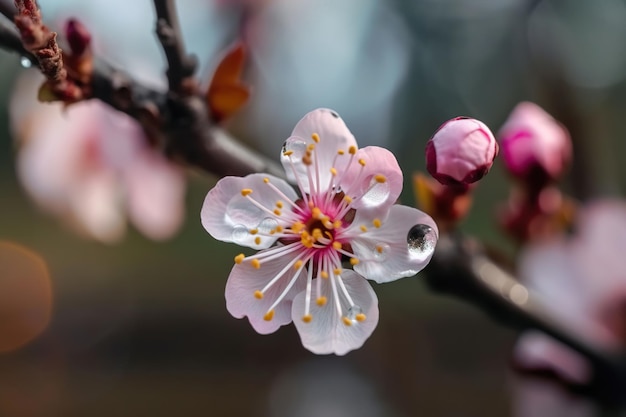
left=207, top=43, right=251, bottom=121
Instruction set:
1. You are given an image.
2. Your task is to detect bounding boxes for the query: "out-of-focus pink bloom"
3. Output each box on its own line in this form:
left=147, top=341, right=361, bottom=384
left=201, top=109, right=437, bottom=355
left=498, top=102, right=571, bottom=182
left=514, top=200, right=626, bottom=384
left=10, top=72, right=186, bottom=243
left=425, top=117, right=498, bottom=186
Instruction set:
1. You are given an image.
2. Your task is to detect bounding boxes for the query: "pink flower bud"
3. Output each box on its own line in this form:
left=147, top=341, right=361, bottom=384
left=65, top=18, right=91, bottom=57
left=498, top=102, right=571, bottom=182
left=425, top=117, right=498, bottom=186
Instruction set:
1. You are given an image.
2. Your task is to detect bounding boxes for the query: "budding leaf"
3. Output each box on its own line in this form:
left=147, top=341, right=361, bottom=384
left=207, top=43, right=251, bottom=122
left=37, top=82, right=59, bottom=103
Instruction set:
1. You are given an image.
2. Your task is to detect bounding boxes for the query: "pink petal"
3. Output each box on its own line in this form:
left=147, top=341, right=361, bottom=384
left=280, top=108, right=358, bottom=194
left=226, top=249, right=307, bottom=334
left=340, top=146, right=403, bottom=213
left=126, top=152, right=186, bottom=241
left=348, top=205, right=438, bottom=283
left=291, top=271, right=379, bottom=355
left=201, top=174, right=298, bottom=249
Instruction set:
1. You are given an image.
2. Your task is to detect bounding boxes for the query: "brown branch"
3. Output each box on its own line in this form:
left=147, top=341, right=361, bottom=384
left=152, top=0, right=197, bottom=96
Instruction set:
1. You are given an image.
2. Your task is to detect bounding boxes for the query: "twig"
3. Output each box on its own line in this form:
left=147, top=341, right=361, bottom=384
left=152, top=0, right=197, bottom=96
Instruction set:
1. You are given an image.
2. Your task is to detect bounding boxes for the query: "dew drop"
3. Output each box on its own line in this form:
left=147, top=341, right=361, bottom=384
left=407, top=224, right=437, bottom=259
left=231, top=224, right=249, bottom=243
left=20, top=56, right=32, bottom=68
left=347, top=305, right=363, bottom=321
left=360, top=178, right=390, bottom=208
left=258, top=217, right=279, bottom=234
left=282, top=139, right=308, bottom=160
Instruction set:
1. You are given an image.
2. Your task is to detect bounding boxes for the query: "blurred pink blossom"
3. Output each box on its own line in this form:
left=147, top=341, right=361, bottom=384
left=498, top=102, right=571, bottom=182
left=425, top=117, right=498, bottom=186
left=514, top=200, right=626, bottom=384
left=10, top=72, right=186, bottom=243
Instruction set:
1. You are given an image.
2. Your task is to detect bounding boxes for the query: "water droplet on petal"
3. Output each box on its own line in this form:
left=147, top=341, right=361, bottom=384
left=360, top=178, right=390, bottom=208
left=282, top=139, right=308, bottom=160
left=232, top=224, right=248, bottom=243
left=407, top=224, right=437, bottom=259
left=347, top=305, right=363, bottom=321
left=20, top=57, right=32, bottom=68
left=258, top=217, right=279, bottom=234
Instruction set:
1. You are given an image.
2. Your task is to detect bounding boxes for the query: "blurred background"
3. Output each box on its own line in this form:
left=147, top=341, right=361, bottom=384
left=2, top=0, right=626, bottom=416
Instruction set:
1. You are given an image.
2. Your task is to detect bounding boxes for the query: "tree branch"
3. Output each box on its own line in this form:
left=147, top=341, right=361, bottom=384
left=152, top=0, right=197, bottom=96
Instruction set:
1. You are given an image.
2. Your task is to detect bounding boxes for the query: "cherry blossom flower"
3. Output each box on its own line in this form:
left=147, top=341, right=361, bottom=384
left=201, top=108, right=437, bottom=355
left=10, top=72, right=186, bottom=243
left=498, top=102, right=571, bottom=182
left=425, top=117, right=498, bottom=186
left=513, top=200, right=626, bottom=384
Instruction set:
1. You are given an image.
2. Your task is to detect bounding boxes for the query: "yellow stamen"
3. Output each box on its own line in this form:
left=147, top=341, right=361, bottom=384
left=342, top=317, right=353, bottom=326
left=241, top=188, right=253, bottom=197
left=312, top=228, right=323, bottom=240
left=376, top=245, right=384, bottom=254
left=307, top=144, right=315, bottom=152
left=333, top=220, right=342, bottom=229
left=330, top=167, right=338, bottom=176
left=343, top=195, right=353, bottom=204
left=360, top=225, right=368, bottom=233
left=311, top=133, right=320, bottom=143
left=291, top=222, right=305, bottom=233
left=254, top=237, right=261, bottom=245
left=283, top=150, right=293, bottom=156
left=273, top=209, right=282, bottom=216
left=249, top=229, right=258, bottom=235
left=333, top=268, right=342, bottom=275
left=302, top=314, right=313, bottom=323
left=338, top=149, right=345, bottom=155
left=254, top=290, right=263, bottom=299
left=275, top=225, right=283, bottom=233
left=251, top=259, right=261, bottom=269
left=356, top=313, right=366, bottom=322
left=275, top=201, right=284, bottom=209
left=350, top=258, right=360, bottom=266
left=263, top=177, right=270, bottom=183
left=320, top=271, right=329, bottom=279
left=349, top=146, right=357, bottom=155
left=332, top=241, right=342, bottom=250
left=264, top=310, right=274, bottom=321
left=316, top=296, right=327, bottom=306
left=303, top=155, right=312, bottom=165
left=311, top=207, right=322, bottom=218
left=234, top=253, right=245, bottom=264
left=358, top=159, right=366, bottom=166
left=294, top=260, right=303, bottom=269
left=373, top=218, right=382, bottom=228
left=374, top=174, right=386, bottom=183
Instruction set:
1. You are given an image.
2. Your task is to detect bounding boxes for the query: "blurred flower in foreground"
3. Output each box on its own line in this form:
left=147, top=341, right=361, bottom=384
left=425, top=117, right=498, bottom=186
left=498, top=102, right=571, bottom=184
left=10, top=72, right=186, bottom=243
left=202, top=109, right=437, bottom=355
left=513, top=200, right=626, bottom=384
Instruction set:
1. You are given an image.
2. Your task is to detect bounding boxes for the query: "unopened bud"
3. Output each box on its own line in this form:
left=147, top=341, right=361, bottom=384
left=498, top=102, right=571, bottom=183
left=426, top=117, right=498, bottom=186
left=65, top=18, right=91, bottom=57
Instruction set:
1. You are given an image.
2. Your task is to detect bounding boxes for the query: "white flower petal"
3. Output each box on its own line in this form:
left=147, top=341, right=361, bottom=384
left=201, top=173, right=298, bottom=249
left=349, top=205, right=438, bottom=283
left=292, top=271, right=379, bottom=355
left=226, top=249, right=307, bottom=334
left=340, top=146, right=403, bottom=213
left=281, top=108, right=358, bottom=194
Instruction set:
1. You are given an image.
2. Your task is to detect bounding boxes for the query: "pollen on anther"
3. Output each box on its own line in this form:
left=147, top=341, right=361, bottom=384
left=283, top=150, right=294, bottom=156
left=342, top=317, right=353, bottom=326
left=316, top=296, right=327, bottom=306
left=333, top=268, right=342, bottom=275
left=254, top=237, right=262, bottom=245
left=263, top=177, right=270, bottom=183
left=311, top=133, right=320, bottom=143
left=274, top=209, right=282, bottom=216
left=307, top=144, right=315, bottom=152
left=330, top=167, right=338, bottom=176
left=254, top=290, right=264, bottom=299
left=264, top=310, right=275, bottom=321
left=302, top=314, right=313, bottom=323
left=343, top=195, right=353, bottom=204
left=249, top=228, right=258, bottom=235
left=234, top=253, right=245, bottom=264
left=358, top=159, right=366, bottom=166
left=376, top=245, right=384, bottom=254
left=241, top=188, right=253, bottom=196
left=360, top=225, right=368, bottom=232
left=275, top=225, right=284, bottom=233
left=333, top=220, right=342, bottom=229
left=294, top=260, right=303, bottom=269
left=321, top=271, right=329, bottom=279
left=350, top=258, right=360, bottom=266
left=332, top=241, right=342, bottom=250
left=373, top=218, right=382, bottom=228
left=251, top=259, right=261, bottom=269
left=275, top=201, right=284, bottom=209
left=356, top=313, right=366, bottom=322
left=338, top=149, right=345, bottom=155
left=349, top=146, right=357, bottom=155
left=374, top=174, right=387, bottom=183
